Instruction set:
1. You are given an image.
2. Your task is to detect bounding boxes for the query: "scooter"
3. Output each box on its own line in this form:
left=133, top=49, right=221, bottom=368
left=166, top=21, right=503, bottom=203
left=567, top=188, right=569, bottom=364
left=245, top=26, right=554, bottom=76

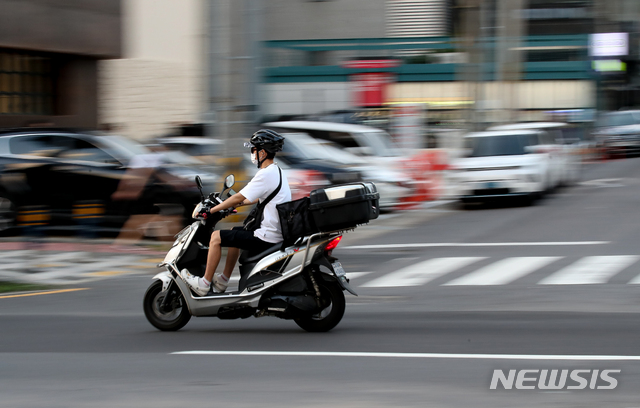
left=143, top=174, right=361, bottom=332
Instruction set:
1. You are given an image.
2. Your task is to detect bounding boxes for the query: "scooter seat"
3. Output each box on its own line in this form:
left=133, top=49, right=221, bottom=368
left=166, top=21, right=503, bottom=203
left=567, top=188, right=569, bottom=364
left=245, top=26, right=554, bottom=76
left=239, top=242, right=283, bottom=264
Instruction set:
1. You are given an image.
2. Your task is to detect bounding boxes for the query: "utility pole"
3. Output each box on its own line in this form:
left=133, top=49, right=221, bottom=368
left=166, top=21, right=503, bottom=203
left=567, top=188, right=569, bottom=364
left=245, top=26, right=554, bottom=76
left=496, top=0, right=524, bottom=124
left=206, top=0, right=262, bottom=160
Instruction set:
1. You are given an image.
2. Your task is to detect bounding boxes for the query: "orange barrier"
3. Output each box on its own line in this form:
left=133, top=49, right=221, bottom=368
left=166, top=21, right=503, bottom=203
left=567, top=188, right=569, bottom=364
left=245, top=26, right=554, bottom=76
left=396, top=149, right=448, bottom=210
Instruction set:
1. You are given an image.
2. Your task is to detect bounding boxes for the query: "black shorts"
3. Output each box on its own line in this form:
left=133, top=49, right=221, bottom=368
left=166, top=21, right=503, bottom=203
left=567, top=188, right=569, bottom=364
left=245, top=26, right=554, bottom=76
left=219, top=226, right=277, bottom=254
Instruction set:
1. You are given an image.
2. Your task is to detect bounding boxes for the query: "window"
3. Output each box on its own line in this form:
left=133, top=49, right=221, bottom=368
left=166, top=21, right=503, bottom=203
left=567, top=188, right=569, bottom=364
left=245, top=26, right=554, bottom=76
left=10, top=135, right=118, bottom=164
left=466, top=134, right=535, bottom=157
left=0, top=51, right=54, bottom=115
left=57, top=140, right=119, bottom=164
left=10, top=135, right=71, bottom=157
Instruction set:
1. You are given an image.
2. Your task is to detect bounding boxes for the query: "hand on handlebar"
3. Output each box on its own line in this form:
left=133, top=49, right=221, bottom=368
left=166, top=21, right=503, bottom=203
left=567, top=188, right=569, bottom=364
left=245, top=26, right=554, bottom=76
left=198, top=207, right=212, bottom=219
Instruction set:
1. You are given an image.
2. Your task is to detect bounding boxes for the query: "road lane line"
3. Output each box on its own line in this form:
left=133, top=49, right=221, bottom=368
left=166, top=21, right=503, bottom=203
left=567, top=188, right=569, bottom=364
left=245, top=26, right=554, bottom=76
left=346, top=272, right=372, bottom=279
left=343, top=242, right=610, bottom=250
left=34, top=255, right=141, bottom=280
left=86, top=271, right=132, bottom=277
left=444, top=257, right=562, bottom=286
left=538, top=255, right=640, bottom=285
left=361, top=257, right=484, bottom=288
left=0, top=288, right=89, bottom=299
left=626, top=273, right=640, bottom=284
left=171, top=350, right=640, bottom=361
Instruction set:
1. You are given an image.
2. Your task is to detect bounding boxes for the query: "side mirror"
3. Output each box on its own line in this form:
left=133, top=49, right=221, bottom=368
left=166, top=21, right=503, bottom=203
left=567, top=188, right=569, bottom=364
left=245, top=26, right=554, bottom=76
left=195, top=175, right=204, bottom=200
left=224, top=174, right=235, bottom=189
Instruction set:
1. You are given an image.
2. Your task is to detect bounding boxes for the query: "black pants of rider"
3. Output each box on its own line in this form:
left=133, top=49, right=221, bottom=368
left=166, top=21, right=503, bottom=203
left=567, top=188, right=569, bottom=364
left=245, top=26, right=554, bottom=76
left=219, top=226, right=276, bottom=256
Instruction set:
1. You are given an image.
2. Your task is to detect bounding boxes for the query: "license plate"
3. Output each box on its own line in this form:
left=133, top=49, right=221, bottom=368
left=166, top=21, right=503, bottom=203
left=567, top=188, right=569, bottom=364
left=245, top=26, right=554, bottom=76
left=332, top=262, right=346, bottom=277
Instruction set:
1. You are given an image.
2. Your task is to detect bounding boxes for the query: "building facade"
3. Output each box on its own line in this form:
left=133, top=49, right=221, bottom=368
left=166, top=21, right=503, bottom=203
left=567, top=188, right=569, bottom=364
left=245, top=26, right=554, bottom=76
left=98, top=0, right=207, bottom=140
left=0, top=0, right=121, bottom=129
left=96, top=0, right=640, bottom=140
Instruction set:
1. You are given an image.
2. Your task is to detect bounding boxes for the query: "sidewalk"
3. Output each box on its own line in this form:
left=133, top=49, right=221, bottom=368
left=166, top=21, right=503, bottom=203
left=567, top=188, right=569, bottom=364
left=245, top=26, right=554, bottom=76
left=0, top=199, right=455, bottom=285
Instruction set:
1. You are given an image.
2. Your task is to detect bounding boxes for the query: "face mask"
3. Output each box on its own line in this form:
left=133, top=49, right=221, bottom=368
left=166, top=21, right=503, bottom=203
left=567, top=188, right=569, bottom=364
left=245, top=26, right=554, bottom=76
left=251, top=152, right=258, bottom=165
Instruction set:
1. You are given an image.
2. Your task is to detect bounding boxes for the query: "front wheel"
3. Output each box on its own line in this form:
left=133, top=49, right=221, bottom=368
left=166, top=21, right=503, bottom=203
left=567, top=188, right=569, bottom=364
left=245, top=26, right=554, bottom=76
left=143, top=280, right=191, bottom=331
left=294, top=280, right=345, bottom=332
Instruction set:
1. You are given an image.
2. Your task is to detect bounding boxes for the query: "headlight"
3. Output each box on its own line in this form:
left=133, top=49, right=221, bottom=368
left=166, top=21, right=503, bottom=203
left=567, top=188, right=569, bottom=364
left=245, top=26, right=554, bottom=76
left=192, top=203, right=203, bottom=219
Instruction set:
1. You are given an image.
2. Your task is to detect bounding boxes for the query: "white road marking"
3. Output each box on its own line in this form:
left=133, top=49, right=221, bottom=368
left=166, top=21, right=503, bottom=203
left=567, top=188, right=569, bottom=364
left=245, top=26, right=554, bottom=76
left=538, top=255, right=640, bottom=285
left=172, top=350, right=640, bottom=361
left=626, top=273, right=640, bottom=284
left=26, top=255, right=141, bottom=281
left=347, top=272, right=372, bottom=279
left=580, top=178, right=625, bottom=188
left=361, top=257, right=484, bottom=288
left=444, top=257, right=562, bottom=286
left=344, top=242, right=609, bottom=250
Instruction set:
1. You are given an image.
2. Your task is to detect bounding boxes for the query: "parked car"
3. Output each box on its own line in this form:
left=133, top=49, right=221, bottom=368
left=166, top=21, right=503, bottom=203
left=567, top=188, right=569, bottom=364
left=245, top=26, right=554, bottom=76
left=592, top=110, right=640, bottom=158
left=0, top=129, right=210, bottom=235
left=487, top=122, right=583, bottom=185
left=156, top=136, right=224, bottom=166
left=262, top=121, right=405, bottom=158
left=241, top=156, right=329, bottom=202
left=279, top=132, right=411, bottom=210
left=449, top=130, right=563, bottom=204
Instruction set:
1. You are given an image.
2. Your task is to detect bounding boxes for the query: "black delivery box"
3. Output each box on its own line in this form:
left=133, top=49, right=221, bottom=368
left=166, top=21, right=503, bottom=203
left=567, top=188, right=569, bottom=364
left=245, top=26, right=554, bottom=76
left=308, top=182, right=379, bottom=232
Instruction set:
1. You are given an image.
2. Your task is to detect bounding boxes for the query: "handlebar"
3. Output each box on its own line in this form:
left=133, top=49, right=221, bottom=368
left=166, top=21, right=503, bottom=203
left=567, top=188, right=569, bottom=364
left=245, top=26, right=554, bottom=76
left=192, top=192, right=236, bottom=221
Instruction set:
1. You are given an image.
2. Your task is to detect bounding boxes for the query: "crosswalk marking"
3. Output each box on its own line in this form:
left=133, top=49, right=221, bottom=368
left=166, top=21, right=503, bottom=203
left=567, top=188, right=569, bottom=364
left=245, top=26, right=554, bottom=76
left=443, top=257, right=562, bottom=286
left=361, top=257, right=485, bottom=288
left=538, top=255, right=640, bottom=285
left=346, top=272, right=372, bottom=280
left=627, top=273, right=640, bottom=284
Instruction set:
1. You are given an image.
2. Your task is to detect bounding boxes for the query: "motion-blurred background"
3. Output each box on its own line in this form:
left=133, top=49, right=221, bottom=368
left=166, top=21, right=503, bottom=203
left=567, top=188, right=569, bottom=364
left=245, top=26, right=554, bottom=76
left=0, top=0, right=637, bottom=240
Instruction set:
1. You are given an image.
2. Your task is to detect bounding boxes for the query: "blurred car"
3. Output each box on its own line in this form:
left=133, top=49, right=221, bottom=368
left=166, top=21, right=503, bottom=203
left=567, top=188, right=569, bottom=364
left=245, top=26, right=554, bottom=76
left=156, top=136, right=224, bottom=166
left=592, top=110, right=640, bottom=158
left=276, top=133, right=362, bottom=186
left=240, top=156, right=329, bottom=202
left=280, top=132, right=411, bottom=210
left=449, top=130, right=562, bottom=204
left=262, top=121, right=405, bottom=159
left=487, top=122, right=583, bottom=185
left=0, top=129, right=211, bottom=235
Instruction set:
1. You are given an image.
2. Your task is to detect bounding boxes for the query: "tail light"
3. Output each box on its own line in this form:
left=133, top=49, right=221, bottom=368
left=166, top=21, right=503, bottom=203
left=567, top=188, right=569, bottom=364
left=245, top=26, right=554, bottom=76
left=324, top=236, right=343, bottom=252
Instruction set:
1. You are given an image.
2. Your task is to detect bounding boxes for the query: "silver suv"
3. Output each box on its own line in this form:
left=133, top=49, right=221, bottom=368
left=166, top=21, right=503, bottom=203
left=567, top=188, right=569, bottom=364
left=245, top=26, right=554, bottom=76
left=593, top=110, right=640, bottom=158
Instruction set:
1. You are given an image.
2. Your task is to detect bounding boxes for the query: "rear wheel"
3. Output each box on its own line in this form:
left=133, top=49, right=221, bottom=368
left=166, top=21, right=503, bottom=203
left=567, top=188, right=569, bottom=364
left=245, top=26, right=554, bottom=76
left=294, top=280, right=345, bottom=332
left=143, top=280, right=191, bottom=331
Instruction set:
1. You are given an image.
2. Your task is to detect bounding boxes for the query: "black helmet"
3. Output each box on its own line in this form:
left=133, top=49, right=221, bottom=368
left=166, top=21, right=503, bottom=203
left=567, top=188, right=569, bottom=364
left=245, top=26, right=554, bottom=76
left=244, top=129, right=285, bottom=154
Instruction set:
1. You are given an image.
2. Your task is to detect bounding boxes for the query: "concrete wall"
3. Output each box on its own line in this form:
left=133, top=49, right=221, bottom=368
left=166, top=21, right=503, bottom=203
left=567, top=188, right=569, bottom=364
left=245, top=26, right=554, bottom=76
left=261, top=80, right=595, bottom=118
left=264, top=0, right=387, bottom=40
left=260, top=82, right=352, bottom=117
left=0, top=0, right=121, bottom=58
left=98, top=0, right=207, bottom=141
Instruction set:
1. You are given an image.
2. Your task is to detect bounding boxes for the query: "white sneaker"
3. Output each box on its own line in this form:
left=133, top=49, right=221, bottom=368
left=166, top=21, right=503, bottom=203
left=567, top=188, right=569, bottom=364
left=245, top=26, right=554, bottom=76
left=212, top=273, right=229, bottom=293
left=180, top=269, right=210, bottom=297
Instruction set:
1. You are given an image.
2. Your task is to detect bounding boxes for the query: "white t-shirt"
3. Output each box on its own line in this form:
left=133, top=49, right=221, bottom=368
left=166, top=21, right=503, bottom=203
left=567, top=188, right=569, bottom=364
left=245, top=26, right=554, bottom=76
left=239, top=163, right=291, bottom=243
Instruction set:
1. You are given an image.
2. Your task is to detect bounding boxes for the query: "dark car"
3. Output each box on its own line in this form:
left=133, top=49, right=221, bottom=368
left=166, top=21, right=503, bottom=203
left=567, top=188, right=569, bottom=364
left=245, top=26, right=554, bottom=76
left=277, top=132, right=361, bottom=185
left=0, top=129, right=206, bottom=236
left=593, top=110, right=640, bottom=158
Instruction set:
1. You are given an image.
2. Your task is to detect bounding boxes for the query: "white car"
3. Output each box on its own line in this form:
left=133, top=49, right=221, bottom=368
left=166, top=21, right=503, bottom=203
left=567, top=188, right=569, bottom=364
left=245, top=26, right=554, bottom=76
left=488, top=122, right=582, bottom=185
left=449, top=130, right=561, bottom=204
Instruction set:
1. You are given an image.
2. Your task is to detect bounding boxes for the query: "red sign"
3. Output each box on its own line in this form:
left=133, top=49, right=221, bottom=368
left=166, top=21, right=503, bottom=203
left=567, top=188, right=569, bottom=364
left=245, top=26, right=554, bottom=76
left=343, top=59, right=398, bottom=107
left=352, top=72, right=392, bottom=107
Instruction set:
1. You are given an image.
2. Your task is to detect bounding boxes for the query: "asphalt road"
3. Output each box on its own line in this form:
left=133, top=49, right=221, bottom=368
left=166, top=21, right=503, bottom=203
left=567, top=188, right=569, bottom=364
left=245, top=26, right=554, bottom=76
left=3, top=157, right=640, bottom=407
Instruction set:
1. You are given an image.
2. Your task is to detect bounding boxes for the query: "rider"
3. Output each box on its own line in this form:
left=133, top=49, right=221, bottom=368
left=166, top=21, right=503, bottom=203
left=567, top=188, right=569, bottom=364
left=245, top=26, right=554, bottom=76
left=181, top=129, right=291, bottom=296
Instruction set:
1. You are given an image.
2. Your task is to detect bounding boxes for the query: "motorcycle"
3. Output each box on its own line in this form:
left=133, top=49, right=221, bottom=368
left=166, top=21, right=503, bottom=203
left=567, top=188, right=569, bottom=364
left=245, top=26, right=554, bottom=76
left=143, top=174, right=366, bottom=332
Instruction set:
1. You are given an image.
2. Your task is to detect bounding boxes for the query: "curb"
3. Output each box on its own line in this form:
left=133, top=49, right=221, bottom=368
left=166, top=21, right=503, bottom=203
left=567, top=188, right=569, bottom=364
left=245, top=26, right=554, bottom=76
left=0, top=198, right=455, bottom=255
